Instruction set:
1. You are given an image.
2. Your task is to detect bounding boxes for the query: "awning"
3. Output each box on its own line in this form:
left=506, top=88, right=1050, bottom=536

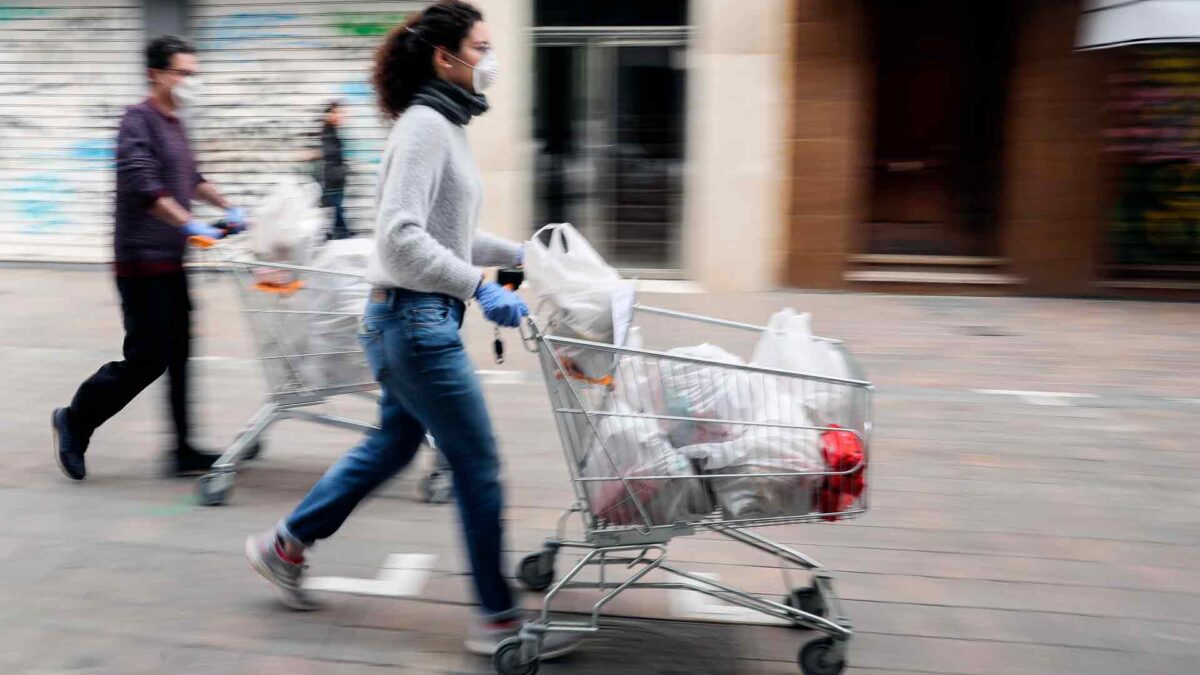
left=1077, top=0, right=1200, bottom=50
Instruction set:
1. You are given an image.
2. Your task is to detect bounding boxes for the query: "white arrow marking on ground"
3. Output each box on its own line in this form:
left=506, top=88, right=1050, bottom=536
left=304, top=553, right=437, bottom=597
left=975, top=389, right=1099, bottom=407
left=669, top=573, right=791, bottom=626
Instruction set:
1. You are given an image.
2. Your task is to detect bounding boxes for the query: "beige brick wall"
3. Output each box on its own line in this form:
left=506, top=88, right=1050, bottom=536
left=783, top=0, right=870, bottom=288
left=682, top=0, right=795, bottom=291
left=999, top=0, right=1111, bottom=295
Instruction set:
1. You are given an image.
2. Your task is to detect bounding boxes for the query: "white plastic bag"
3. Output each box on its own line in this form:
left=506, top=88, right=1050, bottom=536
left=751, top=309, right=852, bottom=424
left=251, top=175, right=325, bottom=267
left=304, top=239, right=374, bottom=388
left=684, top=387, right=825, bottom=520
left=657, top=344, right=754, bottom=447
left=525, top=223, right=623, bottom=340
left=579, top=401, right=711, bottom=526
left=526, top=223, right=635, bottom=380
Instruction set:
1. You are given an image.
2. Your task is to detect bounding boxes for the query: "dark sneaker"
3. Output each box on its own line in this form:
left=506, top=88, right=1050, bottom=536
left=245, top=530, right=321, bottom=611
left=51, top=408, right=87, bottom=480
left=171, top=449, right=221, bottom=477
left=466, top=616, right=581, bottom=661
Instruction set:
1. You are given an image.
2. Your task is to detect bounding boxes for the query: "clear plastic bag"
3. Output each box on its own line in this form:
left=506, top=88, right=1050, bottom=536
left=579, top=402, right=712, bottom=526
left=684, top=384, right=825, bottom=520
left=303, top=239, right=374, bottom=388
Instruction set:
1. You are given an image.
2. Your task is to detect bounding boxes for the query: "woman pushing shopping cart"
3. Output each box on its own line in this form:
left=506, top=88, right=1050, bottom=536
left=243, top=0, right=583, bottom=662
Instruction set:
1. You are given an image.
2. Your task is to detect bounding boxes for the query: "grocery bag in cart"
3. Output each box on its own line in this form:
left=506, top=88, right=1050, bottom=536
left=303, top=238, right=375, bottom=388
left=524, top=223, right=636, bottom=381
left=250, top=175, right=326, bottom=284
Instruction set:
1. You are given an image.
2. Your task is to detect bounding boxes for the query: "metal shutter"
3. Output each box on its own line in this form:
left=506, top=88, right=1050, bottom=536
left=191, top=1, right=426, bottom=235
left=0, top=0, right=144, bottom=263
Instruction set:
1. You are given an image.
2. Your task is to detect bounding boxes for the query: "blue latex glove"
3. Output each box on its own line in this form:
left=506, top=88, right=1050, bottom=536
left=474, top=281, right=528, bottom=328
left=183, top=220, right=225, bottom=241
left=225, top=206, right=248, bottom=234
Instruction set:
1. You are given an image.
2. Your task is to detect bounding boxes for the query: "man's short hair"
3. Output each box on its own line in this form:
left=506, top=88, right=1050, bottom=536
left=146, top=35, right=196, bottom=70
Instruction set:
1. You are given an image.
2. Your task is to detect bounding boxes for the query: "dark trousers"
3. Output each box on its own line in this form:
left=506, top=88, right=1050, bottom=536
left=324, top=190, right=350, bottom=240
left=68, top=272, right=192, bottom=451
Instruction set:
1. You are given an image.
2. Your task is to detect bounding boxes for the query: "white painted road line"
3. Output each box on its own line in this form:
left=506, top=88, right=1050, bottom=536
left=974, top=389, right=1100, bottom=407
left=304, top=553, right=437, bottom=597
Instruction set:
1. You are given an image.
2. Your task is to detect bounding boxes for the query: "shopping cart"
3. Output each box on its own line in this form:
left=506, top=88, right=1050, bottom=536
left=495, top=305, right=872, bottom=675
left=187, top=239, right=442, bottom=506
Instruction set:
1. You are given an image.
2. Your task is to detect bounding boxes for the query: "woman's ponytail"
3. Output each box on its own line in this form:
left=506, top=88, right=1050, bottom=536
left=372, top=1, right=483, bottom=119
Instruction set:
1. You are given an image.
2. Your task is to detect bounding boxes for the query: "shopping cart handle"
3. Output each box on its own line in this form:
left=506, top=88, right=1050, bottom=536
left=497, top=266, right=524, bottom=291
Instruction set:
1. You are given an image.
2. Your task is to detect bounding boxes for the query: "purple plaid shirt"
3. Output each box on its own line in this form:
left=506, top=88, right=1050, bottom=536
left=113, top=99, right=205, bottom=272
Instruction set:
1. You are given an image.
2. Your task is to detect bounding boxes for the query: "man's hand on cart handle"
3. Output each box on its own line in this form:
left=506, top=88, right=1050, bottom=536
left=184, top=219, right=227, bottom=248
left=224, top=206, right=249, bottom=235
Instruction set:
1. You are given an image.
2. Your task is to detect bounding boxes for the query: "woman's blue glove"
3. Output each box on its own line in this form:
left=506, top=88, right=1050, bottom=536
left=474, top=281, right=528, bottom=328
left=183, top=220, right=225, bottom=240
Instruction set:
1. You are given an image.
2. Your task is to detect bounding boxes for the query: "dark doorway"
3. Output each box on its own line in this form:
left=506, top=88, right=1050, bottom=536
left=863, top=0, right=1015, bottom=256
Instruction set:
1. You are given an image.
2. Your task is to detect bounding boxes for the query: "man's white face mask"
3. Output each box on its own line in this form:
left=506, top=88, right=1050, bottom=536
left=172, top=75, right=204, bottom=109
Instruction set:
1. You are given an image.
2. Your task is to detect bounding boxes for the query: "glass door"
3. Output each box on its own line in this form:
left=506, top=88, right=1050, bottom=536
left=533, top=29, right=688, bottom=271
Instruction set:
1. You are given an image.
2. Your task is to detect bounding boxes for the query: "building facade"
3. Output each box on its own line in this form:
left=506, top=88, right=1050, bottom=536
left=1, top=0, right=1196, bottom=298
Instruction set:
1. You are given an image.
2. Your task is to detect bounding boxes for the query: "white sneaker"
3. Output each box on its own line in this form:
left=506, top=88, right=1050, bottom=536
left=245, top=530, right=321, bottom=611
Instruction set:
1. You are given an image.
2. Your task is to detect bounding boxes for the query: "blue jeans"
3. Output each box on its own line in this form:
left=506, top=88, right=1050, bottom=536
left=280, top=290, right=516, bottom=620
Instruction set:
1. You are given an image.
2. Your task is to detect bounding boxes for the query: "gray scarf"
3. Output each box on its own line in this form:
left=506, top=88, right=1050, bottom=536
left=410, top=79, right=488, bottom=126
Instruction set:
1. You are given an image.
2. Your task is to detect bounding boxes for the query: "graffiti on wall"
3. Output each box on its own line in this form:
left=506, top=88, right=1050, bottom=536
left=188, top=5, right=415, bottom=230
left=0, top=2, right=134, bottom=246
left=1106, top=47, right=1200, bottom=267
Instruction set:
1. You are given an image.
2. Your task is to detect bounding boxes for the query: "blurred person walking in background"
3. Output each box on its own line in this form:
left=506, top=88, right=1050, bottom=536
left=319, top=101, right=352, bottom=240
left=245, top=0, right=579, bottom=662
left=50, top=35, right=248, bottom=480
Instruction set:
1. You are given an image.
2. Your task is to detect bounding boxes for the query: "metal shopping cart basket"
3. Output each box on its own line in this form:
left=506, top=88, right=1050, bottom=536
left=187, top=239, right=444, bottom=506
left=495, top=305, right=872, bottom=675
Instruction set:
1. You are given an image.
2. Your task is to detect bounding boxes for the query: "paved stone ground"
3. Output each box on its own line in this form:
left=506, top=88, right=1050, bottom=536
left=2, top=267, right=1198, bottom=674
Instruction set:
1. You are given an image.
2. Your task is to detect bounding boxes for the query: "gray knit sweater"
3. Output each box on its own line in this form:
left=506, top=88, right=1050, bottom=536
left=364, top=105, right=522, bottom=300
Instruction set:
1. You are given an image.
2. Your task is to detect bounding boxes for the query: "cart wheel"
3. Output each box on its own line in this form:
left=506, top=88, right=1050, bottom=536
left=243, top=441, right=262, bottom=461
left=517, top=552, right=555, bottom=592
left=784, top=585, right=827, bottom=622
left=196, top=472, right=234, bottom=506
left=418, top=472, right=453, bottom=504
left=493, top=637, right=539, bottom=675
left=798, top=638, right=845, bottom=675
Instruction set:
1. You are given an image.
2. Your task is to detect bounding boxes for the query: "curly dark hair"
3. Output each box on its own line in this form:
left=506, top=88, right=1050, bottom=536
left=146, top=35, right=195, bottom=70
left=372, top=0, right=483, bottom=119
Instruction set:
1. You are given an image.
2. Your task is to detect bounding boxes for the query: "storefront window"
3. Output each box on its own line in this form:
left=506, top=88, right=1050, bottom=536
left=1106, top=47, right=1200, bottom=276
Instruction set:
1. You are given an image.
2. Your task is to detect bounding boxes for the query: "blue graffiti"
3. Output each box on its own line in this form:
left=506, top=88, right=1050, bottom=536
left=343, top=139, right=381, bottom=166
left=195, top=12, right=327, bottom=49
left=70, top=139, right=116, bottom=168
left=338, top=81, right=375, bottom=104
left=3, top=173, right=69, bottom=233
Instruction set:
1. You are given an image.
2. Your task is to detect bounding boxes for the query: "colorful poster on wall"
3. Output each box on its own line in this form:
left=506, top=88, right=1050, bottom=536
left=1106, top=47, right=1200, bottom=270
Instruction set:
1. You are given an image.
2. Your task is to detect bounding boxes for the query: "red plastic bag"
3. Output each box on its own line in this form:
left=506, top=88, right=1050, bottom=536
left=817, top=425, right=866, bottom=521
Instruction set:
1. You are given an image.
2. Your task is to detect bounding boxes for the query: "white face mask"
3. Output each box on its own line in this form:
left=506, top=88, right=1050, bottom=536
left=471, top=52, right=499, bottom=94
left=172, top=76, right=204, bottom=109
left=445, top=49, right=499, bottom=94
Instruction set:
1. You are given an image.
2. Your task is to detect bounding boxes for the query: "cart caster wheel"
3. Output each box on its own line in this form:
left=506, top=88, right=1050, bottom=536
left=493, top=637, right=539, bottom=675
left=798, top=637, right=845, bottom=675
left=243, top=441, right=262, bottom=461
left=517, top=552, right=555, bottom=592
left=784, top=585, right=827, bottom=622
left=196, top=472, right=234, bottom=506
left=418, top=472, right=453, bottom=504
